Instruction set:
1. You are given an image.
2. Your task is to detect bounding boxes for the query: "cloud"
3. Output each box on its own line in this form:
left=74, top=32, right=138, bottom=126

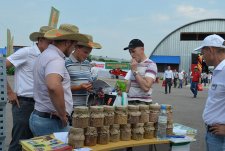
left=176, top=5, right=224, bottom=19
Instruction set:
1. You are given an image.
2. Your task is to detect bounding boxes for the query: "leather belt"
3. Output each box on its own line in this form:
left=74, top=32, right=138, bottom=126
left=17, top=96, right=35, bottom=102
left=33, top=109, right=60, bottom=120
left=205, top=124, right=212, bottom=132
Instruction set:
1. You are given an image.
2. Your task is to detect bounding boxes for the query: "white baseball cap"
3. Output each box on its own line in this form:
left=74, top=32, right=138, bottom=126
left=194, top=34, right=225, bottom=52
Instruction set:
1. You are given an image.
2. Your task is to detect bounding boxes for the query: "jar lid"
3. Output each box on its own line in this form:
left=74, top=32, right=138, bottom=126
left=90, top=106, right=104, bottom=112
left=144, top=122, right=154, bottom=127
left=133, top=123, right=144, bottom=127
left=121, top=123, right=131, bottom=128
left=103, top=105, right=115, bottom=111
left=116, top=106, right=128, bottom=111
left=111, top=124, right=120, bottom=129
left=85, top=127, right=97, bottom=135
left=139, top=104, right=149, bottom=110
left=128, top=105, right=139, bottom=110
left=69, top=127, right=84, bottom=134
left=149, top=103, right=161, bottom=110
left=74, top=106, right=89, bottom=112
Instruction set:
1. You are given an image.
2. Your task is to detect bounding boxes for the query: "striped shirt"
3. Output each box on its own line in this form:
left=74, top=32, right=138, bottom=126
left=125, top=58, right=158, bottom=103
left=65, top=54, right=92, bottom=106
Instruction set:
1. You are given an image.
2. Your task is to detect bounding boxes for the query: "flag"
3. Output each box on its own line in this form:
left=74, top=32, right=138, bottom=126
left=48, top=6, right=60, bottom=28
left=7, top=29, right=11, bottom=56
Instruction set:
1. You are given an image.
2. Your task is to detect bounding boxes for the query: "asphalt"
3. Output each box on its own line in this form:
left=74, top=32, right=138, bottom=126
left=5, top=76, right=208, bottom=151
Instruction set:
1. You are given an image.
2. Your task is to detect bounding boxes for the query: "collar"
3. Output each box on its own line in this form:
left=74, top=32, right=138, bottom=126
left=48, top=44, right=66, bottom=59
left=214, top=59, right=225, bottom=71
left=34, top=43, right=41, bottom=55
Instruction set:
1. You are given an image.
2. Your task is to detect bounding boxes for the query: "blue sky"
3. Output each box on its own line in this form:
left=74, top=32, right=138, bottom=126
left=0, top=0, right=225, bottom=59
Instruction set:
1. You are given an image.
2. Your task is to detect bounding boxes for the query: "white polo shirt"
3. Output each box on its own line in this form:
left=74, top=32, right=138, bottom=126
left=33, top=44, right=73, bottom=115
left=203, top=59, right=225, bottom=125
left=7, top=44, right=41, bottom=97
left=163, top=70, right=174, bottom=80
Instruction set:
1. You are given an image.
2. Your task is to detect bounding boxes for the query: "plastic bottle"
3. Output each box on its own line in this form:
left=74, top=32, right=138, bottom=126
left=157, top=105, right=167, bottom=139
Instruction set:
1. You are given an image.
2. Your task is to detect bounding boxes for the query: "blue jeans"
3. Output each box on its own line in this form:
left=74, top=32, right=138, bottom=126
left=8, top=98, right=34, bottom=151
left=206, top=131, right=225, bottom=151
left=190, top=82, right=198, bottom=96
left=29, top=112, right=70, bottom=136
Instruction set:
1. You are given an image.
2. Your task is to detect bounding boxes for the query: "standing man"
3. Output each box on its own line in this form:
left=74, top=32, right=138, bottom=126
left=124, top=39, right=157, bottom=105
left=65, top=33, right=102, bottom=107
left=173, top=69, right=179, bottom=88
left=178, top=70, right=184, bottom=88
left=190, top=66, right=200, bottom=98
left=195, top=34, right=225, bottom=151
left=29, top=24, right=88, bottom=136
left=163, top=66, right=174, bottom=94
left=6, top=26, right=54, bottom=151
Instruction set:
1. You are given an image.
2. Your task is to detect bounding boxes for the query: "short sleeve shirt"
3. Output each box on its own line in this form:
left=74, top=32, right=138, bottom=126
left=33, top=44, right=73, bottom=114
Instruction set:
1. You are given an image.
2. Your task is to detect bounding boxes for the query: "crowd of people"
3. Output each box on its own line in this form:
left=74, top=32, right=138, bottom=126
left=4, top=22, right=225, bottom=151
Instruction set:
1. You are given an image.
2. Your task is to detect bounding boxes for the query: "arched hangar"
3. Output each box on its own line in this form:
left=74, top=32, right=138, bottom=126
left=150, top=18, right=225, bottom=75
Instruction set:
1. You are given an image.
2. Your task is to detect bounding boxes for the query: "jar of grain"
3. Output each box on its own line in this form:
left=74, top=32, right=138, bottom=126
left=165, top=104, right=173, bottom=122
left=72, top=106, right=89, bottom=128
left=103, top=105, right=114, bottom=126
left=68, top=127, right=85, bottom=149
left=144, top=122, right=155, bottom=139
left=90, top=106, right=104, bottom=127
left=97, top=126, right=110, bottom=145
left=139, top=105, right=150, bottom=123
left=120, top=124, right=131, bottom=141
left=149, top=104, right=160, bottom=123
left=84, top=127, right=98, bottom=146
left=110, top=124, right=120, bottom=142
left=114, top=106, right=128, bottom=124
left=132, top=123, right=145, bottom=141
left=167, top=122, right=173, bottom=135
left=128, top=105, right=141, bottom=124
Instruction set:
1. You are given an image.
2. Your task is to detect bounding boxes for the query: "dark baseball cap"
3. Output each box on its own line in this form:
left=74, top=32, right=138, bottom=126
left=123, top=39, right=144, bottom=50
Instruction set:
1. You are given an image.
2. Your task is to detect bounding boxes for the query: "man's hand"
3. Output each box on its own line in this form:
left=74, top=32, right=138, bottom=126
left=7, top=91, right=20, bottom=108
left=59, top=114, right=68, bottom=128
left=210, top=124, right=225, bottom=136
left=130, top=59, right=138, bottom=72
left=80, top=83, right=93, bottom=92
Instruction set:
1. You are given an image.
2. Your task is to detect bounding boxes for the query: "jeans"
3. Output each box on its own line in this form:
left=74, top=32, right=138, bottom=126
left=8, top=98, right=34, bottom=151
left=206, top=131, right=225, bottom=151
left=29, top=112, right=70, bottom=136
left=165, top=78, right=172, bottom=93
left=190, top=82, right=198, bottom=97
left=178, top=79, right=183, bottom=88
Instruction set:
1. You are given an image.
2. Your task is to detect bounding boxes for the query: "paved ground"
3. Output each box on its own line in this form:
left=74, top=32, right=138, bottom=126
left=5, top=76, right=208, bottom=151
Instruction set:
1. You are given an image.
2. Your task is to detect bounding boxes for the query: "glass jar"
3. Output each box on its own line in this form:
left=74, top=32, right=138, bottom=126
left=90, top=106, right=104, bottom=127
left=144, top=122, right=155, bottom=139
left=72, top=106, right=89, bottom=128
left=128, top=105, right=141, bottom=124
left=110, top=124, right=120, bottom=142
left=103, top=105, right=115, bottom=126
left=114, top=106, right=128, bottom=124
left=149, top=104, right=160, bottom=123
left=120, top=124, right=131, bottom=141
left=85, top=127, right=97, bottom=146
left=68, top=127, right=85, bottom=149
left=97, top=126, right=110, bottom=145
left=167, top=122, right=173, bottom=135
left=139, top=105, right=150, bottom=123
left=132, top=123, right=144, bottom=141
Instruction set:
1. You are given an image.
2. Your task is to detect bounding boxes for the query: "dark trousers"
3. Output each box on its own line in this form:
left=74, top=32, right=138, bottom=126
left=8, top=97, right=34, bottom=151
left=190, top=82, right=198, bottom=97
left=173, top=78, right=177, bottom=88
left=165, top=78, right=172, bottom=94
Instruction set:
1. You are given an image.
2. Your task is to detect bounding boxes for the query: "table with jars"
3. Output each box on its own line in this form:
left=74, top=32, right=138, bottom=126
left=68, top=103, right=174, bottom=151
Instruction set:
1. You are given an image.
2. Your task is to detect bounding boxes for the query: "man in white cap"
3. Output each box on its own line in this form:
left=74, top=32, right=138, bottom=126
left=29, top=24, right=88, bottom=136
left=195, top=34, right=225, bottom=151
left=6, top=26, right=54, bottom=151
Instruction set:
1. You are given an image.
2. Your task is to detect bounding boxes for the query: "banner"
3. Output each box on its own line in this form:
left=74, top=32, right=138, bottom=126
left=7, top=29, right=13, bottom=56
left=48, top=7, right=60, bottom=28
left=105, top=62, right=130, bottom=70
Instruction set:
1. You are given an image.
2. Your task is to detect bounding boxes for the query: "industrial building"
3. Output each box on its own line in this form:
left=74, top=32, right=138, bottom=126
left=150, top=18, right=225, bottom=76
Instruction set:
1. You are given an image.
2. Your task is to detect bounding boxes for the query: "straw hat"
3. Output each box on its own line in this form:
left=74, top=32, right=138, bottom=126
left=44, top=24, right=88, bottom=43
left=77, top=34, right=102, bottom=49
left=29, top=26, right=55, bottom=42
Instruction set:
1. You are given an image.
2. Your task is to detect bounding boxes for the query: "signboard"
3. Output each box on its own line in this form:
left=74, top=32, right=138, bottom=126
left=105, top=62, right=130, bottom=70
left=48, top=7, right=60, bottom=28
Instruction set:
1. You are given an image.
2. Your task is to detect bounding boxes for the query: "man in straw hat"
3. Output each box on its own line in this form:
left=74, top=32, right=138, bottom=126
left=29, top=24, right=88, bottom=136
left=194, top=34, right=225, bottom=150
left=190, top=66, right=201, bottom=98
left=6, top=26, right=54, bottom=151
left=65, top=33, right=102, bottom=107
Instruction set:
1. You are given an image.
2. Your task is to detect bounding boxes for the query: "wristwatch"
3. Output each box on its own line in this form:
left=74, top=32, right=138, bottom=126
left=133, top=70, right=139, bottom=77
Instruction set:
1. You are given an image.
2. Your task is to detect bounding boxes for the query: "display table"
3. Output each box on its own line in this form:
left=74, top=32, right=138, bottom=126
left=90, top=138, right=170, bottom=151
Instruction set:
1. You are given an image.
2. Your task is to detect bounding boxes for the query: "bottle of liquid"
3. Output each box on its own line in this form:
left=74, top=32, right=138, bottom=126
left=157, top=105, right=167, bottom=139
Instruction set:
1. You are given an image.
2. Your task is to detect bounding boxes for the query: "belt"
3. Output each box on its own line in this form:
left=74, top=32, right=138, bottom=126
left=33, top=109, right=60, bottom=120
left=205, top=124, right=212, bottom=132
left=17, top=96, right=35, bottom=102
